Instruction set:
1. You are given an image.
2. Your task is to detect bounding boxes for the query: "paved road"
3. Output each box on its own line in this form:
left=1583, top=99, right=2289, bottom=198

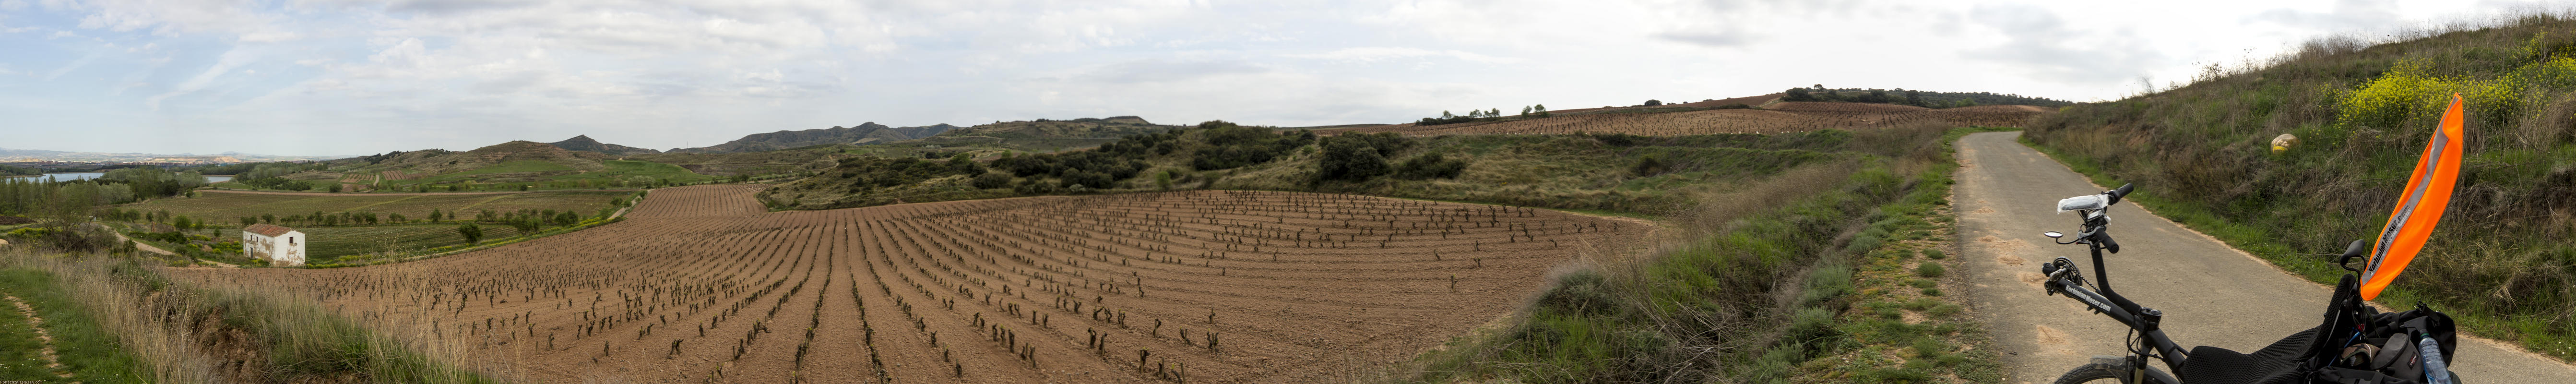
left=1952, top=132, right=2575, bottom=383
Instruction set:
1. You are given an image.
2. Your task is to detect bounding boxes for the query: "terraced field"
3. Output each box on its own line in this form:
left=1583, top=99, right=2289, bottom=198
left=166, top=185, right=1651, bottom=383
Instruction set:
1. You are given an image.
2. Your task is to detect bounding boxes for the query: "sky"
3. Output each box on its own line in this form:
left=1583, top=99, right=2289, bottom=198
left=0, top=0, right=2556, bottom=156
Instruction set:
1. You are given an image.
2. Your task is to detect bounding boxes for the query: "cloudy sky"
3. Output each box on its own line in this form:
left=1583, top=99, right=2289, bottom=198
left=0, top=0, right=2552, bottom=156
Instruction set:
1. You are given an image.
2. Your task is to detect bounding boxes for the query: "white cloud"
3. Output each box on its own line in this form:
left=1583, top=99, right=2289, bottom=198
left=4, top=0, right=2562, bottom=155
left=1285, top=47, right=1521, bottom=64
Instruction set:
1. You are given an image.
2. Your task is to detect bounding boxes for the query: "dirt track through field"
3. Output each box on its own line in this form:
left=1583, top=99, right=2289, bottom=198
left=2, top=293, right=71, bottom=377
left=166, top=185, right=1650, bottom=383
left=1952, top=132, right=2576, bottom=383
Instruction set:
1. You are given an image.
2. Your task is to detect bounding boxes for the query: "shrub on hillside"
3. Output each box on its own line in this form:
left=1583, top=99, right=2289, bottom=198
left=971, top=172, right=1013, bottom=189
left=1395, top=153, right=1467, bottom=180
left=1317, top=133, right=1409, bottom=182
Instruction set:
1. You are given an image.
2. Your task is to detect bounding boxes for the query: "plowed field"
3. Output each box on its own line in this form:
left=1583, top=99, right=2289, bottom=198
left=166, top=185, right=1650, bottom=383
left=1342, top=105, right=2045, bottom=136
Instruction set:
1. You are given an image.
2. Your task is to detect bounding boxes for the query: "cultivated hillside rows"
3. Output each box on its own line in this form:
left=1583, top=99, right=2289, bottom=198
left=1343, top=105, right=2047, bottom=136
left=166, top=185, right=1650, bottom=383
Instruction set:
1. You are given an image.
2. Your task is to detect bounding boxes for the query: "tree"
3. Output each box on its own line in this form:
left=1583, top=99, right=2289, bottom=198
left=1317, top=134, right=1400, bottom=182
left=327, top=183, right=343, bottom=193
left=429, top=208, right=443, bottom=223
left=1441, top=110, right=1455, bottom=119
left=1521, top=106, right=1532, bottom=116
left=1488, top=108, right=1500, bottom=117
left=456, top=223, right=485, bottom=244
left=1785, top=87, right=1814, bottom=101
left=1533, top=104, right=1549, bottom=117
left=1643, top=99, right=1662, bottom=107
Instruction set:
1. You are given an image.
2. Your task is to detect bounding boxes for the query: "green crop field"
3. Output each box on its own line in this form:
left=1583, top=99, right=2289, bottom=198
left=117, top=190, right=628, bottom=225
left=384, top=159, right=713, bottom=190
left=301, top=225, right=527, bottom=263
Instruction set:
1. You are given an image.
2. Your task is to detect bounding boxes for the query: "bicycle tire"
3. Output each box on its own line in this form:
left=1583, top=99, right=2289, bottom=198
left=2051, top=362, right=2176, bottom=384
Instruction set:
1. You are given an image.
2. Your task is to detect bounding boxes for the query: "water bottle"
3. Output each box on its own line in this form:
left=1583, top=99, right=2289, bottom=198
left=2420, top=336, right=2452, bottom=384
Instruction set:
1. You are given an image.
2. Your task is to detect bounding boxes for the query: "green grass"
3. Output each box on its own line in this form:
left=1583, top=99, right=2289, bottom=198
left=0, top=268, right=153, bottom=383
left=302, top=224, right=528, bottom=262
left=1393, top=126, right=2008, bottom=383
left=115, top=190, right=627, bottom=226
left=0, top=253, right=500, bottom=383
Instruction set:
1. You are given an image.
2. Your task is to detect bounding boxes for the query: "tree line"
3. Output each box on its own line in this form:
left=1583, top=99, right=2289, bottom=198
left=1417, top=105, right=1550, bottom=126
left=1781, top=84, right=2073, bottom=108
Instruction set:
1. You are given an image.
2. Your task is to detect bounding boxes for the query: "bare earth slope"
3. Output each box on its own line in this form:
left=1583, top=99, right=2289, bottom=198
left=1951, top=132, right=2575, bottom=383
left=166, top=185, right=1649, bottom=384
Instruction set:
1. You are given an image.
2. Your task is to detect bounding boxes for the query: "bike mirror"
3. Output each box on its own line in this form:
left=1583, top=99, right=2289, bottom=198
left=2043, top=231, right=2065, bottom=239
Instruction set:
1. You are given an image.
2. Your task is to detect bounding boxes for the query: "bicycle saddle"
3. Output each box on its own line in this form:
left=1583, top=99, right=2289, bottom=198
left=2178, top=326, right=2317, bottom=384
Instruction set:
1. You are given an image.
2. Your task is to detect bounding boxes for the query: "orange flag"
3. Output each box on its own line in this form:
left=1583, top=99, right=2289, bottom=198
left=2361, top=93, right=2469, bottom=300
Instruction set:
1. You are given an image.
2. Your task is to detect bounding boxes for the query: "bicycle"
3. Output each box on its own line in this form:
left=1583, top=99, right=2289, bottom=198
left=2033, top=183, right=2464, bottom=384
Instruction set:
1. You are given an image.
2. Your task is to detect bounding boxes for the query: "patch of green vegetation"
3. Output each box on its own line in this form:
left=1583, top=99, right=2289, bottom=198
left=3, top=254, right=499, bottom=383
left=0, top=268, right=155, bottom=383
left=1393, top=126, right=2011, bottom=383
left=302, top=224, right=529, bottom=263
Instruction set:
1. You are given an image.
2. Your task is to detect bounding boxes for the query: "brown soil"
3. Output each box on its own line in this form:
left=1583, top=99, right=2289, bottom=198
left=1546, top=93, right=1784, bottom=115
left=0, top=215, right=34, bottom=225
left=165, top=185, right=1652, bottom=383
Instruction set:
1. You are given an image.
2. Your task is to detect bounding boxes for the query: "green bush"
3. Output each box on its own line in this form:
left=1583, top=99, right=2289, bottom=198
left=1395, top=153, right=1467, bottom=180
left=971, top=172, right=1012, bottom=189
left=1316, top=134, right=1403, bottom=182
left=1536, top=269, right=1618, bottom=317
left=1915, top=262, right=1946, bottom=277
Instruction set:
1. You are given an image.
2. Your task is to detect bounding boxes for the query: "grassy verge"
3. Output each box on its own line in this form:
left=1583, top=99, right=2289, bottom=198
left=0, top=251, right=501, bottom=383
left=0, top=268, right=154, bottom=383
left=2014, top=12, right=2576, bottom=361
left=1387, top=126, right=2011, bottom=383
left=2022, top=134, right=2576, bottom=361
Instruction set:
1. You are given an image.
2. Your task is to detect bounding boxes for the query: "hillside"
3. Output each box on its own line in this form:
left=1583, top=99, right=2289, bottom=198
left=668, top=122, right=959, bottom=154
left=2021, top=13, right=2576, bottom=361
left=759, top=120, right=1868, bottom=213
left=217, top=140, right=713, bottom=192
left=358, top=141, right=611, bottom=176
left=1336, top=105, right=2042, bottom=136
left=546, top=135, right=662, bottom=156
left=920, top=116, right=1171, bottom=140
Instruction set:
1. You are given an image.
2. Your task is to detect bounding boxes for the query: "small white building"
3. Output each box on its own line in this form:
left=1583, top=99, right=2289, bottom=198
left=242, top=224, right=306, bottom=267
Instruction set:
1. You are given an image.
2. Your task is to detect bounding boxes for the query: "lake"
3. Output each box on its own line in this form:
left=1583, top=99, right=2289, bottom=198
left=2, top=172, right=235, bottom=183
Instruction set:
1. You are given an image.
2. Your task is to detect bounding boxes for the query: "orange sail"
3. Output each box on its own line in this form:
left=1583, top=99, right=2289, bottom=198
left=2361, top=94, right=2469, bottom=300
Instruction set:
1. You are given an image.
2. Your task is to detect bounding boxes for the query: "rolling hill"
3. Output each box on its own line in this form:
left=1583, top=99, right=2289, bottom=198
left=546, top=135, right=662, bottom=156
left=668, top=122, right=959, bottom=154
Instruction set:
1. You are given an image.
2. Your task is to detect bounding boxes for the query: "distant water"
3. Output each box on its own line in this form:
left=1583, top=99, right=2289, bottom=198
left=2, top=172, right=234, bottom=182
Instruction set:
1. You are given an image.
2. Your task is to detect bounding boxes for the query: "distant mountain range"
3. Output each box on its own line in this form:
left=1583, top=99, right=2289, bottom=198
left=666, top=122, right=960, bottom=154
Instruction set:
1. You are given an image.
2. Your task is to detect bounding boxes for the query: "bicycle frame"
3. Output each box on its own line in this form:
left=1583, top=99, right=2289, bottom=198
left=2041, top=184, right=2193, bottom=382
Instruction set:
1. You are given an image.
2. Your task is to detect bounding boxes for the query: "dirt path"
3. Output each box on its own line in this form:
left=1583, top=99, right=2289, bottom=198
left=3, top=293, right=72, bottom=378
left=1951, top=132, right=2576, bottom=383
